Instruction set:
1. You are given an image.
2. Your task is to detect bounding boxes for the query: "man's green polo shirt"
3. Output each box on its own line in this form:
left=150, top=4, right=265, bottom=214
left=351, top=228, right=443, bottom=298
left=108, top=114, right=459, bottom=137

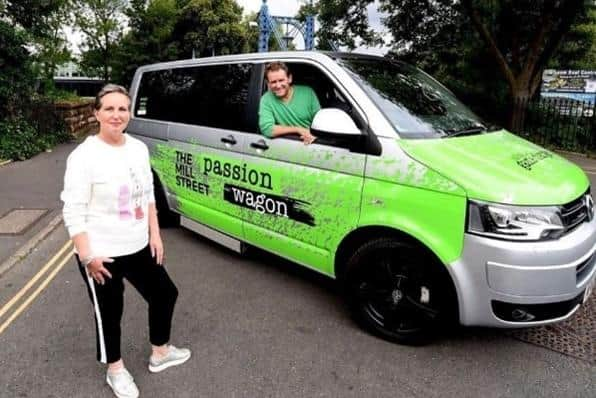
left=258, top=85, right=321, bottom=138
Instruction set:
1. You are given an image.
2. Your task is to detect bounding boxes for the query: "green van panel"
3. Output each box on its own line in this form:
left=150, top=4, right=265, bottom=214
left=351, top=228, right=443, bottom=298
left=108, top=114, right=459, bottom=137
left=399, top=130, right=589, bottom=205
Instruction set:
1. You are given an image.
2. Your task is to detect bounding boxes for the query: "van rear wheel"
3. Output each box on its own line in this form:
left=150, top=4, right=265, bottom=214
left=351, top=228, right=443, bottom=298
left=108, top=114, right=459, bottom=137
left=343, top=237, right=453, bottom=345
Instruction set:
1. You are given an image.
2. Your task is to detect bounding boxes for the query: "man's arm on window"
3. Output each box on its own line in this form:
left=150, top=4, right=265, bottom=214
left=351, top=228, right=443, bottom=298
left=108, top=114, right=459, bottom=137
left=258, top=99, right=275, bottom=137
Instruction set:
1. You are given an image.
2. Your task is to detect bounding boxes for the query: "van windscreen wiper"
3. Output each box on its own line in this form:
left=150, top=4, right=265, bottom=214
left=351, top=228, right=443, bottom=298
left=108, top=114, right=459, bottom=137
left=442, top=124, right=495, bottom=138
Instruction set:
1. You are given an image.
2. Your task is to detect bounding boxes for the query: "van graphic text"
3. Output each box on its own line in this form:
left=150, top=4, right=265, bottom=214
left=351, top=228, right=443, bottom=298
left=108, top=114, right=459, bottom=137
left=203, top=158, right=272, bottom=190
left=175, top=151, right=209, bottom=194
left=224, top=184, right=315, bottom=226
left=515, top=150, right=553, bottom=170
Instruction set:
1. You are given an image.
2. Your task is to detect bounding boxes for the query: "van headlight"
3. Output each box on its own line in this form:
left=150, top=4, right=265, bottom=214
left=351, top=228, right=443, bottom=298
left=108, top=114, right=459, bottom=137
left=467, top=200, right=564, bottom=241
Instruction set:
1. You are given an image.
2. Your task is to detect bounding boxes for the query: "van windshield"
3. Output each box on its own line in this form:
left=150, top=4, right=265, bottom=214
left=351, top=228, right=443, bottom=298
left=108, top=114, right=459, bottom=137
left=339, top=57, right=494, bottom=138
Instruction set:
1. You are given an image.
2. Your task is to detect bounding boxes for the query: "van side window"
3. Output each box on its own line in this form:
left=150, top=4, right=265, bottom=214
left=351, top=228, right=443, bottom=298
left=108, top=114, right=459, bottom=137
left=260, top=62, right=362, bottom=133
left=266, top=64, right=354, bottom=115
left=135, top=63, right=253, bottom=132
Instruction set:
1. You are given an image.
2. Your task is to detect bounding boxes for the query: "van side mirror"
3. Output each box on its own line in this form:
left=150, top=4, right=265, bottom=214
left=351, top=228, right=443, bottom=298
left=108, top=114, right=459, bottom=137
left=311, top=108, right=361, bottom=137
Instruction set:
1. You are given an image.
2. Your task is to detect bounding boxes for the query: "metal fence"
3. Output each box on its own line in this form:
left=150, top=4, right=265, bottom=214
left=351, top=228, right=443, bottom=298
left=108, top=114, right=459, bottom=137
left=513, top=96, right=595, bottom=153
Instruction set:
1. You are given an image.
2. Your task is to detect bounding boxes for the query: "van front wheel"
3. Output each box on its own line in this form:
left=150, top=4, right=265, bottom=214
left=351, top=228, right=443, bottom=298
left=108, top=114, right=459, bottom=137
left=343, top=238, right=452, bottom=345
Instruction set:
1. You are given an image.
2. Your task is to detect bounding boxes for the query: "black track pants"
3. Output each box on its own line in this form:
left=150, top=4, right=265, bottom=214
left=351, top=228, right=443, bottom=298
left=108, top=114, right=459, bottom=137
left=77, top=245, right=179, bottom=364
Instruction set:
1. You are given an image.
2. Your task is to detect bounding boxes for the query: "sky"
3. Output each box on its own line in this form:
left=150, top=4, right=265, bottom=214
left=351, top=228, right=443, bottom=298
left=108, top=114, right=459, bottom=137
left=237, top=0, right=301, bottom=16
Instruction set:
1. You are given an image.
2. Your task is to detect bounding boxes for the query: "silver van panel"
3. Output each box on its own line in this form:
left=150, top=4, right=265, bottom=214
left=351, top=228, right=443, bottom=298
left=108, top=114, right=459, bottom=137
left=181, top=216, right=245, bottom=253
left=129, top=51, right=398, bottom=140
left=448, top=217, right=596, bottom=327
left=127, top=118, right=168, bottom=141
left=167, top=122, right=247, bottom=155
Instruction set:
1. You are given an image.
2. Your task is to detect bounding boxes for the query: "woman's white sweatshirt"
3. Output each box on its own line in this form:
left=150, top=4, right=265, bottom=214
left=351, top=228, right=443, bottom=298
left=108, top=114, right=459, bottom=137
left=61, top=134, right=155, bottom=257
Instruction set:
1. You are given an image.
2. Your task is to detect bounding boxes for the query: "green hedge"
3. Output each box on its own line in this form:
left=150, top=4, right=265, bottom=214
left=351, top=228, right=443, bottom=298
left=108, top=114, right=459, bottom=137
left=0, top=117, right=69, bottom=161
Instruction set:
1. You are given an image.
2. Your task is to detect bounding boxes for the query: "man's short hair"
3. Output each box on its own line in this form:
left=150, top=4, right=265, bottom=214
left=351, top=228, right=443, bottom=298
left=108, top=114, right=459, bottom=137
left=265, top=61, right=290, bottom=80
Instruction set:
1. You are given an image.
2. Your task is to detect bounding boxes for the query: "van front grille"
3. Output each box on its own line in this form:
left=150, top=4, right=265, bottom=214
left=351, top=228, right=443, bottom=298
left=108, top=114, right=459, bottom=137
left=559, top=193, right=592, bottom=235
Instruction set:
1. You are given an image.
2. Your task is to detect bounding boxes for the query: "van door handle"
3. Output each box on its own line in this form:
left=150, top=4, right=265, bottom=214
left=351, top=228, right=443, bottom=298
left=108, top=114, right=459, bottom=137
left=250, top=140, right=269, bottom=151
left=221, top=135, right=237, bottom=145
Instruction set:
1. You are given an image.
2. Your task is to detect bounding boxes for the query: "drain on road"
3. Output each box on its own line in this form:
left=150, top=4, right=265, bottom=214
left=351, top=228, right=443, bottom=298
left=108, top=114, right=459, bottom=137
left=0, top=209, right=48, bottom=235
left=507, top=293, right=595, bottom=364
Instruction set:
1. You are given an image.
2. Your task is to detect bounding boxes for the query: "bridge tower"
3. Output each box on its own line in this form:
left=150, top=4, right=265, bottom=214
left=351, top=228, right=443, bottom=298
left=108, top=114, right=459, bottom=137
left=258, top=0, right=315, bottom=52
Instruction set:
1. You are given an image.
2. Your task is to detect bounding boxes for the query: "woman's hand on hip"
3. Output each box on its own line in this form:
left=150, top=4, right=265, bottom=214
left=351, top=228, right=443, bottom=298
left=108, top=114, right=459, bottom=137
left=86, top=257, right=114, bottom=285
left=150, top=233, right=164, bottom=265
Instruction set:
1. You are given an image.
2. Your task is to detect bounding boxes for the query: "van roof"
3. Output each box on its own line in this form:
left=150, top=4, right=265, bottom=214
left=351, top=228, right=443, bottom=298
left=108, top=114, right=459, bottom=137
left=135, top=51, right=384, bottom=72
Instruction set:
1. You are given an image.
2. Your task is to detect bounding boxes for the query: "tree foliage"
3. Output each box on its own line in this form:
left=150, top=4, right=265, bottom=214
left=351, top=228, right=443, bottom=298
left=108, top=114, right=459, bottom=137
left=2, top=0, right=72, bottom=90
left=549, top=6, right=596, bottom=69
left=73, top=0, right=127, bottom=82
left=2, top=0, right=66, bottom=36
left=111, top=0, right=179, bottom=85
left=110, top=0, right=256, bottom=85
left=314, top=0, right=589, bottom=129
left=303, top=0, right=382, bottom=50
left=0, top=20, right=35, bottom=118
left=31, top=1, right=73, bottom=85
left=170, top=0, right=248, bottom=58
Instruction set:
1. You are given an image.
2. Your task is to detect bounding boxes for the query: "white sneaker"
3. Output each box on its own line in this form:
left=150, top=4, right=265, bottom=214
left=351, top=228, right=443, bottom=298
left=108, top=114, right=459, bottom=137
left=106, top=368, right=139, bottom=398
left=148, top=345, right=191, bottom=373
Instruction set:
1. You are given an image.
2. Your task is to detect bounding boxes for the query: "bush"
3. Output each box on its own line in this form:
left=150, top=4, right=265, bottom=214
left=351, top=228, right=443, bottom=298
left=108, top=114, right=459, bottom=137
left=0, top=22, right=72, bottom=161
left=0, top=20, right=35, bottom=118
left=0, top=117, right=69, bottom=161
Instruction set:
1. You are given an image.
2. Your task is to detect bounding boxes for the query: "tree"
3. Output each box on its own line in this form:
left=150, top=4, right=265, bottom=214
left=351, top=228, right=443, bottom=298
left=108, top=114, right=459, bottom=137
left=461, top=0, right=585, bottom=129
left=549, top=5, right=596, bottom=69
left=111, top=0, right=179, bottom=86
left=30, top=1, right=73, bottom=86
left=170, top=0, right=248, bottom=58
left=73, top=0, right=127, bottom=82
left=242, top=11, right=261, bottom=53
left=304, top=0, right=382, bottom=50
left=2, top=0, right=66, bottom=36
left=111, top=0, right=260, bottom=85
left=2, top=0, right=72, bottom=89
left=314, top=0, right=588, bottom=130
left=0, top=20, right=35, bottom=118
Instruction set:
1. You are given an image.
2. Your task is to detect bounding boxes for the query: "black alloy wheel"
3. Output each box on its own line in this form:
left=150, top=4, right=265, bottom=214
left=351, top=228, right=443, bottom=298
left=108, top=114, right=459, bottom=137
left=344, top=237, right=454, bottom=345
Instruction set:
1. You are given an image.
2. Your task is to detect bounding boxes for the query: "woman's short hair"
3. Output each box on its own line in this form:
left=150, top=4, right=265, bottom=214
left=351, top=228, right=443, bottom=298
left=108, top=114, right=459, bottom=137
left=95, top=84, right=131, bottom=110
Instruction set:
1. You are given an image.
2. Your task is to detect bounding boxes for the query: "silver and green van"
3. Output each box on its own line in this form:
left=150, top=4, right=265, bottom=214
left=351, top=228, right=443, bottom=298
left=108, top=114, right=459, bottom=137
left=128, top=52, right=595, bottom=344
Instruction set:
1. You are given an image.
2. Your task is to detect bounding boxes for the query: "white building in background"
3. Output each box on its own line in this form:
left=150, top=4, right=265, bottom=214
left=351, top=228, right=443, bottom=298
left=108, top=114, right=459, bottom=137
left=55, top=61, right=82, bottom=78
left=53, top=61, right=104, bottom=97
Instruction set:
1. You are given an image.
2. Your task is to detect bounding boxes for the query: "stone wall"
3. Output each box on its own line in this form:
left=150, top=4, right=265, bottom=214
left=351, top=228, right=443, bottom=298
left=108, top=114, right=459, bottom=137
left=55, top=99, right=98, bottom=139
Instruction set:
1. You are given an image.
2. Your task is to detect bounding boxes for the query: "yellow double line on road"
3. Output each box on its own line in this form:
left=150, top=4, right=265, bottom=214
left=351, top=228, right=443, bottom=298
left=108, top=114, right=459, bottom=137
left=0, top=241, right=73, bottom=335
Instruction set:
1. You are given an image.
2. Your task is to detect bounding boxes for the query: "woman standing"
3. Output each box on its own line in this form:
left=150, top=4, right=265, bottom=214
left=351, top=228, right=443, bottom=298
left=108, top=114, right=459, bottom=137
left=61, top=84, right=190, bottom=398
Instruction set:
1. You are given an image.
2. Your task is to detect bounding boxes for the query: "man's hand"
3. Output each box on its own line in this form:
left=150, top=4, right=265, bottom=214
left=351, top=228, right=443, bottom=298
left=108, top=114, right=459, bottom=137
left=270, top=125, right=317, bottom=144
left=86, top=257, right=114, bottom=285
left=298, top=128, right=316, bottom=145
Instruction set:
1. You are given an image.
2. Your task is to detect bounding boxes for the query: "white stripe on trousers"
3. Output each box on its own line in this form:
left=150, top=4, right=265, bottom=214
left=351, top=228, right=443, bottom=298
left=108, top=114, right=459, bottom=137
left=86, top=273, right=107, bottom=363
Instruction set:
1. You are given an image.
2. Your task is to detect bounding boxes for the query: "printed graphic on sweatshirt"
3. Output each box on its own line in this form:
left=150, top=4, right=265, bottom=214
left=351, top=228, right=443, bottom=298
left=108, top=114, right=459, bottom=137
left=224, top=184, right=315, bottom=226
left=117, top=167, right=145, bottom=221
left=129, top=166, right=145, bottom=219
left=118, top=185, right=132, bottom=220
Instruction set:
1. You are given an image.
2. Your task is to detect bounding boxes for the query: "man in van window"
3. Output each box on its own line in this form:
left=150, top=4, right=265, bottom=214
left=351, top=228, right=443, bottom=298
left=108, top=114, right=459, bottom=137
left=259, top=61, right=321, bottom=145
